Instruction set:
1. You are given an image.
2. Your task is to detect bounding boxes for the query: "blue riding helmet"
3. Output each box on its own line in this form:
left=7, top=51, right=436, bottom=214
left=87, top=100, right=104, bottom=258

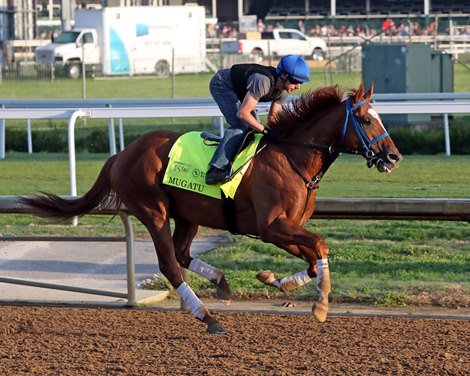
left=276, top=54, right=310, bottom=83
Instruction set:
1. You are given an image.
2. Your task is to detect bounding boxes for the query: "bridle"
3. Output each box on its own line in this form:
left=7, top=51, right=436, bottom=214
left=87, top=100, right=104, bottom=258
left=341, top=98, right=389, bottom=167
left=274, top=96, right=390, bottom=217
left=279, top=97, right=389, bottom=163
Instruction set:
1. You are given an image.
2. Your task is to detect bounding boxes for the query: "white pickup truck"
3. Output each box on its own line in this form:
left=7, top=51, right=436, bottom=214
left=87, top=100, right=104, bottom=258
left=236, top=29, right=327, bottom=62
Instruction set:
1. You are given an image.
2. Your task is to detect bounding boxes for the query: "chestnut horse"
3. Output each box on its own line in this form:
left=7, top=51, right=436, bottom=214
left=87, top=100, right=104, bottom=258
left=20, top=83, right=402, bottom=334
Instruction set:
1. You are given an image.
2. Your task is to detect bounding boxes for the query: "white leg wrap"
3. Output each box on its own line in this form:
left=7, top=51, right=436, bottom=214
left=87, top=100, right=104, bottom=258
left=316, top=258, right=330, bottom=301
left=279, top=270, right=312, bottom=292
left=176, top=282, right=208, bottom=320
left=188, top=259, right=223, bottom=284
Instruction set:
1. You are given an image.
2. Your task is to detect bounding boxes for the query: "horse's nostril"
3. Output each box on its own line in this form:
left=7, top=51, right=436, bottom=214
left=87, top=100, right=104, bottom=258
left=388, top=153, right=402, bottom=164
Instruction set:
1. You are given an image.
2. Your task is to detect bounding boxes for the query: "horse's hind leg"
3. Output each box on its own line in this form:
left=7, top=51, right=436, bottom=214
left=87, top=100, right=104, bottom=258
left=125, top=201, right=225, bottom=334
left=173, top=215, right=232, bottom=304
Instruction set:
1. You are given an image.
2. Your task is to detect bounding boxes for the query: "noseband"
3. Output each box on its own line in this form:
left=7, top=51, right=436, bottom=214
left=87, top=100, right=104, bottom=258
left=341, top=98, right=389, bottom=166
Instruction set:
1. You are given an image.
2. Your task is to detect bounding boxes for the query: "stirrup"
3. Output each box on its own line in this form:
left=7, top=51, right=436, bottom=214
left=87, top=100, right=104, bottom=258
left=201, top=132, right=221, bottom=142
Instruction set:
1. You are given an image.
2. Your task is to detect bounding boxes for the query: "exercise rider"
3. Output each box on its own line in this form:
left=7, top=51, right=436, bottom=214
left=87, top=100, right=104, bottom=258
left=205, top=54, right=310, bottom=185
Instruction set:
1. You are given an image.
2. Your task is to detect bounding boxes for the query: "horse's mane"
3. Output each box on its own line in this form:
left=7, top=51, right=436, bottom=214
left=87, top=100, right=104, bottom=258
left=271, top=85, right=353, bottom=135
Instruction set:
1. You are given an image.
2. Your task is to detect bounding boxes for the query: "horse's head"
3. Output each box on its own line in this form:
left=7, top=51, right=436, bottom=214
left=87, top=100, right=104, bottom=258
left=341, top=82, right=403, bottom=173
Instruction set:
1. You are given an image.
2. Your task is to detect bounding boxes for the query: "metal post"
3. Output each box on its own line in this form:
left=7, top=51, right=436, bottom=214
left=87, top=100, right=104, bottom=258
left=444, top=113, right=451, bottom=156
left=118, top=118, right=125, bottom=151
left=219, top=116, right=224, bottom=136
left=119, top=212, right=136, bottom=307
left=26, top=119, right=32, bottom=154
left=330, top=0, right=336, bottom=16
left=171, top=48, right=175, bottom=98
left=81, top=45, right=86, bottom=100
left=68, top=110, right=87, bottom=226
left=68, top=110, right=87, bottom=197
left=237, top=0, right=243, bottom=20
left=0, top=104, right=5, bottom=159
left=211, top=0, right=216, bottom=17
left=424, top=0, right=430, bottom=15
left=107, top=104, right=117, bottom=155
left=268, top=41, right=271, bottom=66
left=219, top=37, right=223, bottom=68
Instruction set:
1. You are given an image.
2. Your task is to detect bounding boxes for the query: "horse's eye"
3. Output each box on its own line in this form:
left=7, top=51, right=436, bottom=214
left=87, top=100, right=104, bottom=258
left=362, top=117, right=372, bottom=127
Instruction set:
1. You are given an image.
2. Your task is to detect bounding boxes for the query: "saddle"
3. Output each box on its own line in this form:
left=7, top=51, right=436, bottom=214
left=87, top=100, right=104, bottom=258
left=201, top=130, right=256, bottom=155
left=163, top=131, right=263, bottom=200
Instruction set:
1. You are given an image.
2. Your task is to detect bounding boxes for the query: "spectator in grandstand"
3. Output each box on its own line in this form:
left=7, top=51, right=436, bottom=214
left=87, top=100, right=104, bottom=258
left=355, top=23, right=366, bottom=36
left=382, top=18, right=396, bottom=35
left=427, top=20, right=437, bottom=35
left=204, top=55, right=310, bottom=185
left=206, top=23, right=217, bottom=38
left=411, top=22, right=421, bottom=35
left=263, top=23, right=273, bottom=31
left=398, top=22, right=411, bottom=36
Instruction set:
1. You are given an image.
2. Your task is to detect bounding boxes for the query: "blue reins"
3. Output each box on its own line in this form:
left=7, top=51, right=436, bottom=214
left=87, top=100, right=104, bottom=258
left=341, top=98, right=389, bottom=154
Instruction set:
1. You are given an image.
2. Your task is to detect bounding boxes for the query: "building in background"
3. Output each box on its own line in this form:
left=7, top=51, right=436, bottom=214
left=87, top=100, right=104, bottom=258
left=0, top=0, right=37, bottom=64
left=0, top=0, right=36, bottom=40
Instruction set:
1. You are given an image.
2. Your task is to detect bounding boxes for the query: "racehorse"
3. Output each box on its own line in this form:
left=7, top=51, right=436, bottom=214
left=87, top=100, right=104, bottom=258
left=20, top=82, right=402, bottom=334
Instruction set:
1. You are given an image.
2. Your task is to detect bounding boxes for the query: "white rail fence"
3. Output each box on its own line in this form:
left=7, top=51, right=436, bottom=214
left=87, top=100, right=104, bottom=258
left=1, top=196, right=469, bottom=305
left=1, top=96, right=470, bottom=196
left=0, top=196, right=137, bottom=306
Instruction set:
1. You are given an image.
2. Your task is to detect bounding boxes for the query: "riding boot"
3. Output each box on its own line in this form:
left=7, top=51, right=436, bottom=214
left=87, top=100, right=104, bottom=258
left=206, top=127, right=249, bottom=185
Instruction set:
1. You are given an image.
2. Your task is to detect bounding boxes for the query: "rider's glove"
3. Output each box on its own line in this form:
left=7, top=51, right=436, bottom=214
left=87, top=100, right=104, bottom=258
left=262, top=127, right=281, bottom=142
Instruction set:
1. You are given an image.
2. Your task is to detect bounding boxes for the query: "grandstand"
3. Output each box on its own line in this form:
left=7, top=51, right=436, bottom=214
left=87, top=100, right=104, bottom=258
left=266, top=0, right=470, bottom=18
left=12, top=1, right=470, bottom=32
left=265, top=0, right=470, bottom=33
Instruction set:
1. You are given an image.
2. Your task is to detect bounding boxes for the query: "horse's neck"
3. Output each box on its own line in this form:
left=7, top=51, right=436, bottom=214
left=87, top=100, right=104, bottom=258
left=285, top=104, right=345, bottom=176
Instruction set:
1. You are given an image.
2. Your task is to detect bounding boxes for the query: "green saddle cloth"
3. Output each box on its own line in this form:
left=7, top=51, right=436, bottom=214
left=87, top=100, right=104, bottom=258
left=163, top=131, right=262, bottom=199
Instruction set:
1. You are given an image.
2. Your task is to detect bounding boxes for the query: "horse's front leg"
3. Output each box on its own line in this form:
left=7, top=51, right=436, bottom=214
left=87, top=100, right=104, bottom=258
left=257, top=218, right=331, bottom=323
left=172, top=215, right=232, bottom=304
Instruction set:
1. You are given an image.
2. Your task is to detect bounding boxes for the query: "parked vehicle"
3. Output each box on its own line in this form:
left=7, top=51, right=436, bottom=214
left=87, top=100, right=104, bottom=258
left=35, top=5, right=207, bottom=78
left=236, top=29, right=327, bottom=62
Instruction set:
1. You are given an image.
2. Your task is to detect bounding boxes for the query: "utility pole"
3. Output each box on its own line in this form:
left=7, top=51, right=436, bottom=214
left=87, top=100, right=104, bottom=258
left=60, top=0, right=76, bottom=31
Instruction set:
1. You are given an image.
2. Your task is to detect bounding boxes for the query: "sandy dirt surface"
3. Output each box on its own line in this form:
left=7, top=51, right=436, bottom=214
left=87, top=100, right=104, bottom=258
left=0, top=305, right=469, bottom=375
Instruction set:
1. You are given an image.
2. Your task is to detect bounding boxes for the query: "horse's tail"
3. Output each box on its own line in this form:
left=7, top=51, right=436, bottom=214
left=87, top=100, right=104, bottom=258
left=19, top=154, right=120, bottom=221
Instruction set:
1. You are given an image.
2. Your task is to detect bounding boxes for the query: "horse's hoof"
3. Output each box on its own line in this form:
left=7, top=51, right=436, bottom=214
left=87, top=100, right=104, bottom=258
left=256, top=270, right=278, bottom=287
left=216, top=277, right=232, bottom=305
left=216, top=289, right=231, bottom=305
left=217, top=297, right=231, bottom=305
left=312, top=302, right=328, bottom=323
left=206, top=322, right=226, bottom=334
left=203, top=314, right=226, bottom=334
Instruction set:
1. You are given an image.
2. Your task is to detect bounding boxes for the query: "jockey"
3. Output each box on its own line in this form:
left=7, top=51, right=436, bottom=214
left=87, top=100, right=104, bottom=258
left=205, top=54, right=310, bottom=185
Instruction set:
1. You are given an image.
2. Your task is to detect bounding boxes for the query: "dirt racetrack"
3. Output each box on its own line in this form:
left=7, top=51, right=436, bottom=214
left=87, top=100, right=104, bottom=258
left=0, top=305, right=469, bottom=375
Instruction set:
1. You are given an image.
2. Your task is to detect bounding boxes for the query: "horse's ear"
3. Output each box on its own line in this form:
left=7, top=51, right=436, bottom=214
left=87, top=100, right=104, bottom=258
left=364, top=82, right=374, bottom=102
left=355, top=82, right=365, bottom=102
